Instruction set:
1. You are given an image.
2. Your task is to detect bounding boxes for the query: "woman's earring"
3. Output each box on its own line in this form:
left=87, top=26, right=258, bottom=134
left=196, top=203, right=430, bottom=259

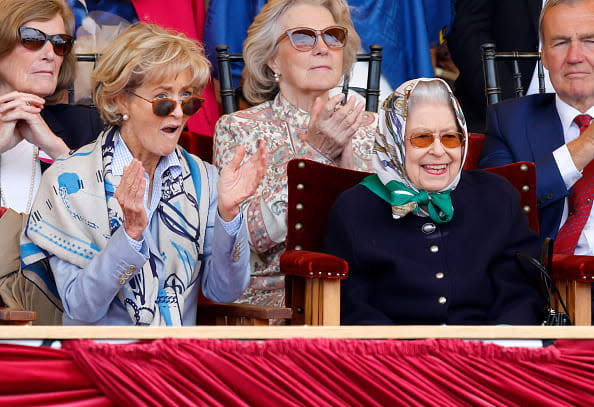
left=273, top=72, right=280, bottom=82
left=122, top=113, right=129, bottom=121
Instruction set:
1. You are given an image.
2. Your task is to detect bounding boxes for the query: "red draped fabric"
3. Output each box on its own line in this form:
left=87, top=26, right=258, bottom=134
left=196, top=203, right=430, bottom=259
left=1, top=339, right=594, bottom=406
left=0, top=344, right=111, bottom=406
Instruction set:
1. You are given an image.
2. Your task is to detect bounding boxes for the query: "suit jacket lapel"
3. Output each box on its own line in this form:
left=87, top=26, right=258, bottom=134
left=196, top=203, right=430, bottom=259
left=526, top=95, right=564, bottom=160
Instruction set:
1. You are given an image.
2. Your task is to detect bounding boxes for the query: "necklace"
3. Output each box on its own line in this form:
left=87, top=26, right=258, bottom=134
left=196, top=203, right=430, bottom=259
left=0, top=144, right=39, bottom=213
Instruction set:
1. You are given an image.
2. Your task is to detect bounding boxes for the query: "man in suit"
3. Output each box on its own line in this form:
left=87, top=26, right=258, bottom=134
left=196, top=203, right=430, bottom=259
left=447, top=0, right=542, bottom=132
left=479, top=0, right=594, bottom=249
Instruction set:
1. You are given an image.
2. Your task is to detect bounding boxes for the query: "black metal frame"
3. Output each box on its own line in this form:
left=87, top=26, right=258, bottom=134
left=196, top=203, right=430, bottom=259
left=216, top=44, right=383, bottom=114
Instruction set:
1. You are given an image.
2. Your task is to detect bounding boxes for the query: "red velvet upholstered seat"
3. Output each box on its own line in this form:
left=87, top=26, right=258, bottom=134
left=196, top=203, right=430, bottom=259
left=281, top=158, right=594, bottom=325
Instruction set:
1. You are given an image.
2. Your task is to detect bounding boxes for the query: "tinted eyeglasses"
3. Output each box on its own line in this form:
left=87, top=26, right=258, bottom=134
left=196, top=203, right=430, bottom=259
left=408, top=132, right=465, bottom=149
left=129, top=92, right=204, bottom=117
left=18, top=26, right=74, bottom=57
left=276, top=26, right=348, bottom=51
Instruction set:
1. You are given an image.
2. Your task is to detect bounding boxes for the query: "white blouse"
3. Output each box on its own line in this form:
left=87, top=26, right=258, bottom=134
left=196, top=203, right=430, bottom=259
left=0, top=140, right=41, bottom=213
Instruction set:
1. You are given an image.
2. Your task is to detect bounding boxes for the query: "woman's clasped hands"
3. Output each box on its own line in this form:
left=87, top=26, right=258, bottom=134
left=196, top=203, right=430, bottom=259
left=0, top=91, right=67, bottom=157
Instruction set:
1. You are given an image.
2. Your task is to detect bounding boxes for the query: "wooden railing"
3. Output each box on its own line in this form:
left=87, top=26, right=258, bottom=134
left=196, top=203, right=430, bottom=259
left=1, top=325, right=594, bottom=340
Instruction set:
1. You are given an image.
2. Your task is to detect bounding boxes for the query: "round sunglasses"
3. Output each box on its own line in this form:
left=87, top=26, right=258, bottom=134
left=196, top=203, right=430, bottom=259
left=276, top=26, right=348, bottom=51
left=18, top=26, right=74, bottom=57
left=408, top=132, right=465, bottom=149
left=129, top=92, right=204, bottom=117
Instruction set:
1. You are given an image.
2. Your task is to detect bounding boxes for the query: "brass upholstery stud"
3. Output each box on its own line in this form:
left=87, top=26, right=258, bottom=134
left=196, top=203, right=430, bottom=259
left=520, top=164, right=528, bottom=171
left=298, top=161, right=306, bottom=169
left=296, top=203, right=304, bottom=210
left=522, top=185, right=530, bottom=192
left=295, top=222, right=303, bottom=230
left=523, top=205, right=530, bottom=213
left=296, top=183, right=304, bottom=190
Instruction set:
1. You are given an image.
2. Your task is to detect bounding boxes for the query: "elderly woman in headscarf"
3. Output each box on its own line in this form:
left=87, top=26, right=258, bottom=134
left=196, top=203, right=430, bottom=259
left=324, top=78, right=545, bottom=325
left=213, top=0, right=376, bottom=308
left=21, top=23, right=266, bottom=326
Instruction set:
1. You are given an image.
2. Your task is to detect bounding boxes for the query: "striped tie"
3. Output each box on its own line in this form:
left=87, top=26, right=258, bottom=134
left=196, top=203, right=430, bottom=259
left=554, top=114, right=594, bottom=254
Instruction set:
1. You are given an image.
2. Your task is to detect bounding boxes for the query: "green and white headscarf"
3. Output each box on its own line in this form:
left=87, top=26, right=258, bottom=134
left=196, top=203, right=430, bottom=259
left=361, top=78, right=468, bottom=223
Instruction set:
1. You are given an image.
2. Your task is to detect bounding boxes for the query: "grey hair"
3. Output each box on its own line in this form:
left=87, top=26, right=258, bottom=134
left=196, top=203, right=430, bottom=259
left=539, top=0, right=588, bottom=42
left=242, top=0, right=361, bottom=105
left=407, top=80, right=455, bottom=118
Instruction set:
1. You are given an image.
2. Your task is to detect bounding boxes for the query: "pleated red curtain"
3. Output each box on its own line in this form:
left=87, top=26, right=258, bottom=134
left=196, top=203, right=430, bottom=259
left=1, top=338, right=594, bottom=407
left=0, top=344, right=112, bottom=406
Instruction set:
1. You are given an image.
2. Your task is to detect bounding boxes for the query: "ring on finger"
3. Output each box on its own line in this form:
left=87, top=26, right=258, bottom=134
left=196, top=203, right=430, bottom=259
left=25, top=101, right=30, bottom=106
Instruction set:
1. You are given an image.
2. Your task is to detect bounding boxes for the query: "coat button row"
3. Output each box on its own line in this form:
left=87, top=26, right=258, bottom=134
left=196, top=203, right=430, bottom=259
left=422, top=223, right=436, bottom=234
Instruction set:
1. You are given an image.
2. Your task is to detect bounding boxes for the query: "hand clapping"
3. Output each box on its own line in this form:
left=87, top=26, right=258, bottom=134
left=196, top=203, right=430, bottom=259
left=305, top=94, right=369, bottom=165
left=114, top=159, right=148, bottom=241
left=217, top=140, right=267, bottom=222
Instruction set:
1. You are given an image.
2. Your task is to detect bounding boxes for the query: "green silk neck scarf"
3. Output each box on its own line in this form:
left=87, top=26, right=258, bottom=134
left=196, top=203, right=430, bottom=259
left=360, top=174, right=453, bottom=224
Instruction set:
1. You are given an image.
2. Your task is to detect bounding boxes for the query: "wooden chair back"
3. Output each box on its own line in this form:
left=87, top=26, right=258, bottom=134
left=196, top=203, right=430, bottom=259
left=481, top=43, right=545, bottom=105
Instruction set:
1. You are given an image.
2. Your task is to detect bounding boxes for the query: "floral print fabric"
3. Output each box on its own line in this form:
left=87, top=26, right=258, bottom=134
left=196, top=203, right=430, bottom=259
left=214, top=93, right=376, bottom=306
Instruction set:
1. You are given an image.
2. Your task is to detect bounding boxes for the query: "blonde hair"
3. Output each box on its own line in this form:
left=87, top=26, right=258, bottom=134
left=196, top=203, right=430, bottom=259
left=0, top=0, right=75, bottom=104
left=92, top=23, right=211, bottom=125
left=242, top=0, right=360, bottom=104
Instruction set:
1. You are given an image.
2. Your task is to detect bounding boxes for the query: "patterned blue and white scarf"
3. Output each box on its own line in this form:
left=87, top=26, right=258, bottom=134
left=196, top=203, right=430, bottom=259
left=21, top=127, right=209, bottom=325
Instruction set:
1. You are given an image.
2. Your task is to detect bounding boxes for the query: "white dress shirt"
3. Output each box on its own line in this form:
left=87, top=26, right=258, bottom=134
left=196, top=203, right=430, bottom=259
left=525, top=0, right=554, bottom=96
left=552, top=96, right=594, bottom=255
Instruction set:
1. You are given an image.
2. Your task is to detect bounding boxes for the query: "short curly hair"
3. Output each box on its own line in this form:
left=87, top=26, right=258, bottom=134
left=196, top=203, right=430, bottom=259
left=0, top=0, right=75, bottom=105
left=242, top=0, right=361, bottom=105
left=92, top=23, right=211, bottom=126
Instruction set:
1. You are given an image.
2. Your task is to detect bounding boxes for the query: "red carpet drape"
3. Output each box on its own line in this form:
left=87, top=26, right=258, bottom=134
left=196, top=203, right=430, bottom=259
left=1, top=338, right=593, bottom=406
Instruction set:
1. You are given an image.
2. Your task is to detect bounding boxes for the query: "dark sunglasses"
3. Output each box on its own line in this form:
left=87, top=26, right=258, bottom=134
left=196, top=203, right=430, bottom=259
left=408, top=132, right=465, bottom=149
left=129, top=92, right=204, bottom=117
left=18, top=26, right=74, bottom=56
left=276, top=25, right=348, bottom=51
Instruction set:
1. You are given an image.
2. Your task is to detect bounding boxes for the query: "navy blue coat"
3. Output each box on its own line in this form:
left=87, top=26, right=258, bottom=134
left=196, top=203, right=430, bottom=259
left=479, top=93, right=566, bottom=242
left=324, top=171, right=544, bottom=325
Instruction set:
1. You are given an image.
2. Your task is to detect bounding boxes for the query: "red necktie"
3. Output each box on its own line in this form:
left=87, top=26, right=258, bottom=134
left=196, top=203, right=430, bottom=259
left=554, top=114, right=594, bottom=254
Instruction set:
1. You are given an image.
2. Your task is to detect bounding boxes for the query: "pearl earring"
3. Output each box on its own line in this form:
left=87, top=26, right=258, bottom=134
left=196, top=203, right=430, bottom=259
left=273, top=72, right=280, bottom=82
left=122, top=113, right=129, bottom=121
